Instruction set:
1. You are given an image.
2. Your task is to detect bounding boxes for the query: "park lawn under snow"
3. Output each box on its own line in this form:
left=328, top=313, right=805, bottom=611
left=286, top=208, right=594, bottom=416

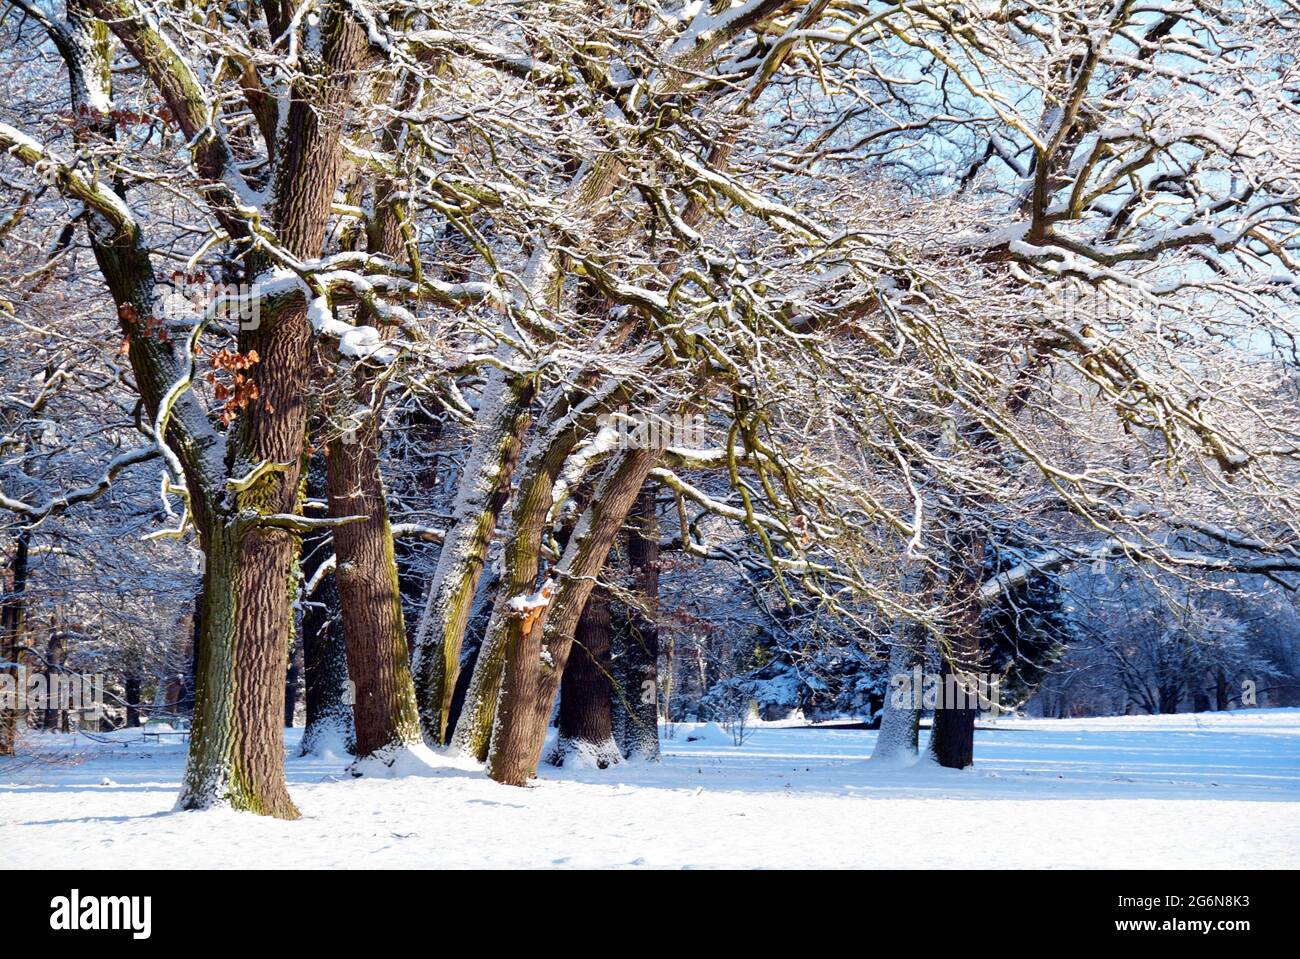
left=2, top=709, right=1298, bottom=869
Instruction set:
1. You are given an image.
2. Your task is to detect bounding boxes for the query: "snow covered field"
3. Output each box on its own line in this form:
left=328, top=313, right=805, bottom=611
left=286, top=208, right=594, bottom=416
left=3, top=709, right=1298, bottom=869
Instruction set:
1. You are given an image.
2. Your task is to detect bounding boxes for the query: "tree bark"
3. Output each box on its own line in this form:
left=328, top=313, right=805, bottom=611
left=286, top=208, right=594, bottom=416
left=449, top=379, right=635, bottom=760
left=612, top=482, right=661, bottom=761
left=326, top=420, right=422, bottom=761
left=872, top=620, right=925, bottom=763
left=872, top=564, right=932, bottom=763
left=43, top=633, right=66, bottom=731
left=124, top=671, right=142, bottom=728
left=24, top=1, right=365, bottom=817
left=413, top=374, right=533, bottom=744
left=1, top=530, right=31, bottom=755
left=487, top=446, right=661, bottom=785
left=299, top=458, right=355, bottom=755
left=284, top=632, right=302, bottom=727
left=179, top=519, right=299, bottom=817
left=319, top=77, right=426, bottom=765
left=300, top=577, right=355, bottom=756
left=550, top=585, right=620, bottom=767
left=928, top=533, right=985, bottom=770
left=395, top=402, right=443, bottom=648
left=184, top=7, right=370, bottom=815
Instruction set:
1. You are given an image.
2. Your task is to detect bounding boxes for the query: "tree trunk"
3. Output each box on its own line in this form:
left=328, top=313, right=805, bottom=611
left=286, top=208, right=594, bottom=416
left=300, top=459, right=355, bottom=756
left=873, top=563, right=933, bottom=763
left=124, top=671, right=142, bottom=728
left=395, top=402, right=443, bottom=649
left=550, top=585, right=620, bottom=767
left=315, top=93, right=424, bottom=766
left=32, top=2, right=371, bottom=818
left=448, top=447, right=556, bottom=762
left=413, top=374, right=532, bottom=744
left=613, top=482, right=661, bottom=761
left=284, top=631, right=302, bottom=727
left=448, top=393, right=609, bottom=761
left=326, top=423, right=422, bottom=762
left=182, top=8, right=370, bottom=815
left=872, top=619, right=925, bottom=763
left=178, top=520, right=298, bottom=818
left=487, top=446, right=660, bottom=785
left=300, top=579, right=355, bottom=756
left=1, top=529, right=30, bottom=755
left=42, top=633, right=66, bottom=731
left=928, top=533, right=985, bottom=770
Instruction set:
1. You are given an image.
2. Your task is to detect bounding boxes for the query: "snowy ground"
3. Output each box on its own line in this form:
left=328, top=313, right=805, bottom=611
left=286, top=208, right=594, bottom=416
left=2, top=709, right=1298, bottom=869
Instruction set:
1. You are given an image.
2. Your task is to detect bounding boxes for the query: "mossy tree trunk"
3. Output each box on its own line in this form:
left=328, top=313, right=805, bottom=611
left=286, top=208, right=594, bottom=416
left=413, top=374, right=533, bottom=745
left=180, top=6, right=369, bottom=816
left=487, top=446, right=661, bottom=786
left=449, top=378, right=635, bottom=760
left=326, top=419, right=422, bottom=760
left=21, top=2, right=366, bottom=816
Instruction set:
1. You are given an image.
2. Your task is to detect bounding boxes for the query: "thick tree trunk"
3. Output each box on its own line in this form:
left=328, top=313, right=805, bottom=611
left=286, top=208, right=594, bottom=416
left=613, top=483, right=661, bottom=761
left=449, top=391, right=612, bottom=761
left=487, top=446, right=660, bottom=786
left=413, top=374, right=532, bottom=745
left=928, top=660, right=979, bottom=769
left=300, top=461, right=355, bottom=756
left=1, top=529, right=30, bottom=755
left=30, top=2, right=364, bottom=818
left=179, top=520, right=298, bottom=817
left=872, top=620, right=925, bottom=764
left=550, top=586, right=620, bottom=768
left=314, top=106, right=435, bottom=763
left=326, top=423, right=422, bottom=762
left=124, top=671, right=142, bottom=728
left=184, top=8, right=369, bottom=815
left=42, top=633, right=66, bottom=731
left=928, top=534, right=985, bottom=770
